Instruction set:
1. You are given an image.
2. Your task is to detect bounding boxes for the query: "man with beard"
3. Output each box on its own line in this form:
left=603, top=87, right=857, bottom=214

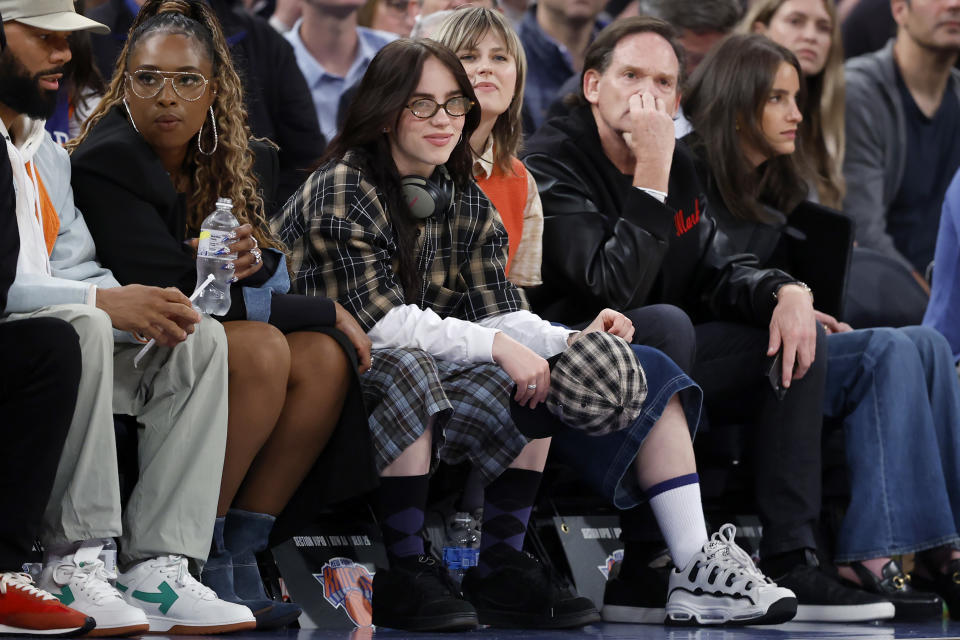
left=0, top=10, right=94, bottom=636
left=844, top=0, right=960, bottom=283
left=0, top=1, right=255, bottom=635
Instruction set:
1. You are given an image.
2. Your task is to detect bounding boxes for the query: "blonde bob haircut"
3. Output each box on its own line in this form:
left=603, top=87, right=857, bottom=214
left=432, top=6, right=527, bottom=175
left=738, top=0, right=846, bottom=208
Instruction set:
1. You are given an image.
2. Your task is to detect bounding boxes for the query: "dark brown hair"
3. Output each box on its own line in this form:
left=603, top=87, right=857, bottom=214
left=323, top=38, right=481, bottom=300
left=66, top=1, right=106, bottom=113
left=683, top=33, right=809, bottom=223
left=578, top=16, right=687, bottom=101
left=738, top=0, right=846, bottom=207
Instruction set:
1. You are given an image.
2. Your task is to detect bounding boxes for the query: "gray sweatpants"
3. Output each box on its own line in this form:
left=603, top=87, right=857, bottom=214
left=5, top=304, right=228, bottom=565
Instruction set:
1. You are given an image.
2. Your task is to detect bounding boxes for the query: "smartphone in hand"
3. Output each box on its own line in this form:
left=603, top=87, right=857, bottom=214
left=766, top=349, right=788, bottom=400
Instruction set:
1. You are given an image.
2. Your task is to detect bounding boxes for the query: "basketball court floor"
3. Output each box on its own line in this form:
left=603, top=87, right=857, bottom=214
left=153, top=619, right=960, bottom=640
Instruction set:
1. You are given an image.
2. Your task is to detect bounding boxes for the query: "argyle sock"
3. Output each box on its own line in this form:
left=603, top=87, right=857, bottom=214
left=645, top=473, right=708, bottom=570
left=476, top=468, right=542, bottom=578
left=377, top=474, right=429, bottom=565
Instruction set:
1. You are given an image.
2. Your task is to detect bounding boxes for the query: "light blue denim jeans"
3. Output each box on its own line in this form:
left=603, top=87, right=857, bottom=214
left=824, top=325, right=960, bottom=562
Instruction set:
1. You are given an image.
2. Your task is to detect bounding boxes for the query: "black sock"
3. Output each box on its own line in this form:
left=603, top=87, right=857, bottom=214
left=618, top=540, right=669, bottom=580
left=477, top=468, right=542, bottom=577
left=759, top=548, right=814, bottom=579
left=377, top=474, right=429, bottom=566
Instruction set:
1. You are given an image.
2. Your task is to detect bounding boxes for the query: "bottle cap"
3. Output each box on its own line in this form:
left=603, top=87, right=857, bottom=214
left=216, top=197, right=233, bottom=209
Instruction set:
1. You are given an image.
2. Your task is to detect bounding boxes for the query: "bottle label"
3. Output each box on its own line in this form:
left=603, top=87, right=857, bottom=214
left=197, top=229, right=235, bottom=258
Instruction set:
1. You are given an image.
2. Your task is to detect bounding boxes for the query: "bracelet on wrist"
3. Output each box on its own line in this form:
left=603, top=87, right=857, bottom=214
left=773, top=281, right=814, bottom=304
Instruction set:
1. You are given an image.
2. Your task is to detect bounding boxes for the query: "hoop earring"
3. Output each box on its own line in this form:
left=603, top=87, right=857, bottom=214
left=122, top=98, right=140, bottom=134
left=197, top=106, right=218, bottom=156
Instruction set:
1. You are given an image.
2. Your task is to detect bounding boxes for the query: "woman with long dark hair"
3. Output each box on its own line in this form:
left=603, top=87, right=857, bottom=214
left=68, top=0, right=378, bottom=630
left=739, top=0, right=845, bottom=208
left=684, top=32, right=960, bottom=621
left=276, top=35, right=798, bottom=630
left=742, top=0, right=929, bottom=329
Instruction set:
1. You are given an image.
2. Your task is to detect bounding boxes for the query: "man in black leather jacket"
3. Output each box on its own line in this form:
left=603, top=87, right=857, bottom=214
left=523, top=16, right=884, bottom=623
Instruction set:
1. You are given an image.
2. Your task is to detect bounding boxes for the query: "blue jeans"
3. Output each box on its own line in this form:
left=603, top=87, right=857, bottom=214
left=824, top=326, right=960, bottom=562
left=550, top=344, right=702, bottom=509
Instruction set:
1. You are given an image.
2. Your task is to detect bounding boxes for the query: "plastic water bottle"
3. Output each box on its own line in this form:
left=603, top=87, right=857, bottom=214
left=442, top=512, right=480, bottom=584
left=100, top=539, right=118, bottom=575
left=442, top=545, right=479, bottom=585
left=194, top=197, right=238, bottom=315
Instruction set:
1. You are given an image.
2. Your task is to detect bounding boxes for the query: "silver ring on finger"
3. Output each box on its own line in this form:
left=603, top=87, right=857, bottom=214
left=527, top=384, right=537, bottom=390
left=252, top=248, right=262, bottom=264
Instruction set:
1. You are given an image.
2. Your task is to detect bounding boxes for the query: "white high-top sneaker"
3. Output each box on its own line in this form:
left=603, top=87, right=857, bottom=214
left=38, top=544, right=149, bottom=637
left=666, top=523, right=798, bottom=626
left=116, top=555, right=255, bottom=634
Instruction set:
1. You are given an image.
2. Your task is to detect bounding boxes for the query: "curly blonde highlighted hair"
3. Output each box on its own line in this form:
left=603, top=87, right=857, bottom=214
left=68, top=0, right=284, bottom=253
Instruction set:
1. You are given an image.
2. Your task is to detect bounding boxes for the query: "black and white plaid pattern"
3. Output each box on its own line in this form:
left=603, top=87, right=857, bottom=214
left=273, top=155, right=528, bottom=331
left=360, top=347, right=529, bottom=483
left=546, top=332, right=647, bottom=436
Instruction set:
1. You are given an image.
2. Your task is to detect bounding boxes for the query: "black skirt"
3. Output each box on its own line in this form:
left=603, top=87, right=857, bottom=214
left=270, top=324, right=379, bottom=544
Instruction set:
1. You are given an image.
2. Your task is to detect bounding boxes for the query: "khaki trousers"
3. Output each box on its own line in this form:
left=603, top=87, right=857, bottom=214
left=6, top=304, right=228, bottom=564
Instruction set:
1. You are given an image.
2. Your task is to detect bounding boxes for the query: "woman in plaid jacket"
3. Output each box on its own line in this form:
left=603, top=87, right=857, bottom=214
left=274, top=37, right=787, bottom=630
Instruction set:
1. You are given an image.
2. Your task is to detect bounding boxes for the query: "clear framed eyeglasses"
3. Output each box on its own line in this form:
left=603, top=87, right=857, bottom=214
left=405, top=96, right=474, bottom=119
left=125, top=69, right=210, bottom=101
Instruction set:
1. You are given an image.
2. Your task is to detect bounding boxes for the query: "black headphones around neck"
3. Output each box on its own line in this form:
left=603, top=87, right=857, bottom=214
left=401, top=166, right=455, bottom=219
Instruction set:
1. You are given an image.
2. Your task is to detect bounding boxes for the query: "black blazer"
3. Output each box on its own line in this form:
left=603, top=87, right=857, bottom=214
left=71, top=106, right=336, bottom=330
left=0, top=14, right=15, bottom=312
left=0, top=120, right=16, bottom=312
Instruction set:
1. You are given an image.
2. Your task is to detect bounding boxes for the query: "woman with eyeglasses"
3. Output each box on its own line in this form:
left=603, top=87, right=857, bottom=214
left=272, top=37, right=682, bottom=632
left=67, top=0, right=379, bottom=630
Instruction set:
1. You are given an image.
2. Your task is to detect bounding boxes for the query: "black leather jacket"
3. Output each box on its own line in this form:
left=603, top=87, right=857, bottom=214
left=521, top=104, right=794, bottom=327
left=684, top=134, right=855, bottom=320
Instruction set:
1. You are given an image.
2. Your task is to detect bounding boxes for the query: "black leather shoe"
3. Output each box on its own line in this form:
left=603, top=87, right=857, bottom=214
left=910, top=558, right=960, bottom=620
left=461, top=548, right=600, bottom=629
left=372, top=555, right=478, bottom=631
left=601, top=557, right=670, bottom=624
left=845, top=560, right=942, bottom=620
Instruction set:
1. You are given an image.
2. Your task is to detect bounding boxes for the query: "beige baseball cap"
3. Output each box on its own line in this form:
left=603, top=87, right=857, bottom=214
left=0, top=0, right=110, bottom=35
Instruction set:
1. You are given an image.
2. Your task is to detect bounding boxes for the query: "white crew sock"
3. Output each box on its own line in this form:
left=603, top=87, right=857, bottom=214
left=646, top=473, right=708, bottom=569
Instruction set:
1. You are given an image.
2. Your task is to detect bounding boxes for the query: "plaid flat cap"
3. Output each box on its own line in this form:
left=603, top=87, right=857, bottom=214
left=546, top=332, right=647, bottom=436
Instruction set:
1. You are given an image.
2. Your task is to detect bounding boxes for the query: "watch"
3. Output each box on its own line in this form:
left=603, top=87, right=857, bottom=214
left=774, top=281, right=814, bottom=304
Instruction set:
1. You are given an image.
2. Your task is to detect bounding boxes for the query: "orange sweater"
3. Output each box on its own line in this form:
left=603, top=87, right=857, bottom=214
left=475, top=157, right=528, bottom=275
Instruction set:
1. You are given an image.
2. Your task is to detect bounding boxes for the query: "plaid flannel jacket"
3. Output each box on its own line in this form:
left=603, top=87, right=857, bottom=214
left=273, top=155, right=529, bottom=332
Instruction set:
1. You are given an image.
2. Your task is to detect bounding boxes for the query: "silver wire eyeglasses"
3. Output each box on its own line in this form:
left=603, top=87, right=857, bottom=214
left=125, top=69, right=210, bottom=101
left=405, top=96, right=474, bottom=119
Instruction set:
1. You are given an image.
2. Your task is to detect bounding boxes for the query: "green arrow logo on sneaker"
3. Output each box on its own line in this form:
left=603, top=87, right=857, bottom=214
left=131, top=582, right=179, bottom=614
left=54, top=585, right=75, bottom=607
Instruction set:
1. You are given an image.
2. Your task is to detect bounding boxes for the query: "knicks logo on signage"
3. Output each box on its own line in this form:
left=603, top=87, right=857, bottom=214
left=597, top=549, right=624, bottom=580
left=317, top=558, right=375, bottom=627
